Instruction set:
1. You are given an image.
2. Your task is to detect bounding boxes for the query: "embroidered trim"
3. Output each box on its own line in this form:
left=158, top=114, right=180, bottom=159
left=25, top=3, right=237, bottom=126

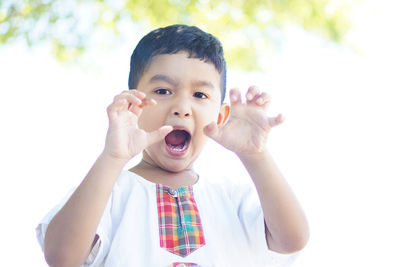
left=171, top=262, right=200, bottom=267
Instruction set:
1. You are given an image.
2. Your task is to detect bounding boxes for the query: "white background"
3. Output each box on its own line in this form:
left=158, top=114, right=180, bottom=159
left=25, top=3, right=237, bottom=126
left=1, top=0, right=399, bottom=266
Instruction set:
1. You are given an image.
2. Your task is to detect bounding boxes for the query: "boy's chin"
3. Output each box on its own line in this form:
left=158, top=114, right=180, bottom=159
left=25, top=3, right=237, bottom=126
left=143, top=150, right=195, bottom=173
left=159, top=160, right=195, bottom=173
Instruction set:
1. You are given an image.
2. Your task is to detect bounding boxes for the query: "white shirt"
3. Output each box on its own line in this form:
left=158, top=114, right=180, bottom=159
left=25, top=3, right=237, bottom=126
left=36, top=170, right=296, bottom=267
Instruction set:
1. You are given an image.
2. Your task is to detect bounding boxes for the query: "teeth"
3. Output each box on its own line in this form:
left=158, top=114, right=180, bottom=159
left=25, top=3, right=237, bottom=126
left=170, top=141, right=188, bottom=151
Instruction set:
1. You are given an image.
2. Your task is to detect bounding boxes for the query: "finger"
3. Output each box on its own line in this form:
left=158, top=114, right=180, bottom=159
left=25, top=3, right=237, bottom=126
left=106, top=99, right=128, bottom=124
left=246, top=85, right=259, bottom=102
left=229, top=88, right=242, bottom=105
left=123, top=89, right=146, bottom=100
left=116, top=93, right=143, bottom=107
left=139, top=97, right=157, bottom=108
left=129, top=97, right=157, bottom=117
left=113, top=92, right=146, bottom=114
left=108, top=96, right=136, bottom=116
left=106, top=103, right=118, bottom=122
left=146, top=125, right=173, bottom=146
left=107, top=98, right=128, bottom=116
left=118, top=90, right=147, bottom=112
left=129, top=104, right=143, bottom=117
left=268, top=113, right=285, bottom=127
left=106, top=92, right=147, bottom=124
left=255, top=92, right=271, bottom=109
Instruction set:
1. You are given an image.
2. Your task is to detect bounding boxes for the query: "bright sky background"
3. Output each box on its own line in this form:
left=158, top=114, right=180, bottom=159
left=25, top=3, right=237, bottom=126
left=1, top=0, right=399, bottom=266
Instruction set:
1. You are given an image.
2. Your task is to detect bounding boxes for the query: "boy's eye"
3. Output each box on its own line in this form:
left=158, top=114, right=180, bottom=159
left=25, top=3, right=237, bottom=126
left=193, top=92, right=208, bottom=99
left=155, top=89, right=172, bottom=95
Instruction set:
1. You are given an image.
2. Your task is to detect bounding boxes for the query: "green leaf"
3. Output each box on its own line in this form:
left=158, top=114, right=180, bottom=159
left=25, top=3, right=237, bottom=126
left=0, top=0, right=354, bottom=70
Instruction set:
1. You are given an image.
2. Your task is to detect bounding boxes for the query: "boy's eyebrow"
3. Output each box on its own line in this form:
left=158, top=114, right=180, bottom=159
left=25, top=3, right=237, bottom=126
left=149, top=74, right=215, bottom=90
left=149, top=74, right=178, bottom=87
left=192, top=80, right=215, bottom=90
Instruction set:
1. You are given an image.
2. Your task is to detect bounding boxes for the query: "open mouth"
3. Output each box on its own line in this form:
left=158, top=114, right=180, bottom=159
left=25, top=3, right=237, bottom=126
left=164, top=129, right=191, bottom=155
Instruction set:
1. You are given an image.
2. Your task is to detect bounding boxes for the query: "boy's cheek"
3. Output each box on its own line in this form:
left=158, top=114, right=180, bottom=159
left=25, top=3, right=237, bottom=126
left=140, top=103, right=164, bottom=120
left=138, top=114, right=159, bottom=132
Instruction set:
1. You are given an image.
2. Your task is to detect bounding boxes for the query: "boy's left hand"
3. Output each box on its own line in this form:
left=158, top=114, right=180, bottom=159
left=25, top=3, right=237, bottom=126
left=204, top=86, right=283, bottom=156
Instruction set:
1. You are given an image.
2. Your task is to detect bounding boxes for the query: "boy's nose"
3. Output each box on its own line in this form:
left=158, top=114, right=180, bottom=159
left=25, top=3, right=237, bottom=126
left=172, top=102, right=192, bottom=118
left=173, top=110, right=191, bottom=117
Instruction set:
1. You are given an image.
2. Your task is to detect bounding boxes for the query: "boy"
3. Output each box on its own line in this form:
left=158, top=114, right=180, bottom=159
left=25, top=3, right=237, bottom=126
left=36, top=24, right=309, bottom=266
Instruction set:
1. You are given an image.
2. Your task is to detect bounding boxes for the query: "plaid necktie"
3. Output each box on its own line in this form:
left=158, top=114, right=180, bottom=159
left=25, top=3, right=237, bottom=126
left=156, top=184, right=205, bottom=257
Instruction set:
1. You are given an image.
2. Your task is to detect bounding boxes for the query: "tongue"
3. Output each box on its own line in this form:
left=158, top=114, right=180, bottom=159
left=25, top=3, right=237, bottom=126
left=165, top=130, right=187, bottom=146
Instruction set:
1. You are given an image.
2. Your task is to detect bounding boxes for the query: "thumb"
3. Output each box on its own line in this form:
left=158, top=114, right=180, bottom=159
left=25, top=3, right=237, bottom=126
left=203, top=121, right=221, bottom=141
left=269, top=113, right=285, bottom=127
left=146, top=125, right=173, bottom=146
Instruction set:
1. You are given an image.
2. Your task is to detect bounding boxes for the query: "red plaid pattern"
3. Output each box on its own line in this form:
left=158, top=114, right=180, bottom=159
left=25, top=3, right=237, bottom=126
left=157, top=184, right=205, bottom=257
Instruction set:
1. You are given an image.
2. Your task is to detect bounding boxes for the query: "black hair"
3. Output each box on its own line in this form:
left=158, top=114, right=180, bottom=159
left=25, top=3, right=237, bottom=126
left=128, top=24, right=226, bottom=103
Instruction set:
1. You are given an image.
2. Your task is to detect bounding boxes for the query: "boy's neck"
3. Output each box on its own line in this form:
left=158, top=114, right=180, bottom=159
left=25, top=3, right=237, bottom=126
left=129, top=158, right=199, bottom=189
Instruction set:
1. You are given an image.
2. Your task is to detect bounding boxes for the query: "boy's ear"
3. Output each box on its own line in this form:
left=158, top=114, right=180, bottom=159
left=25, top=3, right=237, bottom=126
left=217, top=104, right=230, bottom=126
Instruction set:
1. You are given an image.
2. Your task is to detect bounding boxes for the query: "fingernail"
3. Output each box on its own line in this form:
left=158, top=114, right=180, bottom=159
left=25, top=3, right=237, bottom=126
left=136, top=91, right=145, bottom=97
left=256, top=98, right=263, bottom=104
left=231, top=94, right=237, bottom=102
left=147, top=98, right=156, bottom=104
left=246, top=92, right=253, bottom=100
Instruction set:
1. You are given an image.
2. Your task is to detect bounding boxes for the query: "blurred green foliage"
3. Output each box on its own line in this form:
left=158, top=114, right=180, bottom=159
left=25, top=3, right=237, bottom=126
left=0, top=0, right=353, bottom=69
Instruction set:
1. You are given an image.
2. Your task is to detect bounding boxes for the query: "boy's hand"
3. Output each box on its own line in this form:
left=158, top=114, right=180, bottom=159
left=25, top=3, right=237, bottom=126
left=103, top=90, right=172, bottom=163
left=204, top=86, right=283, bottom=156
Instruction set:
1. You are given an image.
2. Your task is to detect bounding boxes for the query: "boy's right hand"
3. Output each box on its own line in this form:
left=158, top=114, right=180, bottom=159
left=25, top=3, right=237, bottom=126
left=103, top=90, right=172, bottom=163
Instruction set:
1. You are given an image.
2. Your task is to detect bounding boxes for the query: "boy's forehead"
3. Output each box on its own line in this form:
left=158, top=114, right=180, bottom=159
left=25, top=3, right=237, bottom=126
left=141, top=52, right=221, bottom=89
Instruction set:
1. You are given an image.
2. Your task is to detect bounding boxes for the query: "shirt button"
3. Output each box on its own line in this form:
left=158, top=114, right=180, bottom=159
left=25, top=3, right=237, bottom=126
left=167, top=188, right=177, bottom=197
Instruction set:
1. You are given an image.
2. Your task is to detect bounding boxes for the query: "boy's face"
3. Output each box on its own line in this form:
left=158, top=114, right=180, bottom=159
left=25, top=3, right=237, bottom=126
left=136, top=52, right=229, bottom=172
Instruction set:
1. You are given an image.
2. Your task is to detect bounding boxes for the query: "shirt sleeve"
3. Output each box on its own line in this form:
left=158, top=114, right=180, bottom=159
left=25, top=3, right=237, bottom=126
left=35, top=188, right=113, bottom=267
left=231, top=180, right=299, bottom=267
